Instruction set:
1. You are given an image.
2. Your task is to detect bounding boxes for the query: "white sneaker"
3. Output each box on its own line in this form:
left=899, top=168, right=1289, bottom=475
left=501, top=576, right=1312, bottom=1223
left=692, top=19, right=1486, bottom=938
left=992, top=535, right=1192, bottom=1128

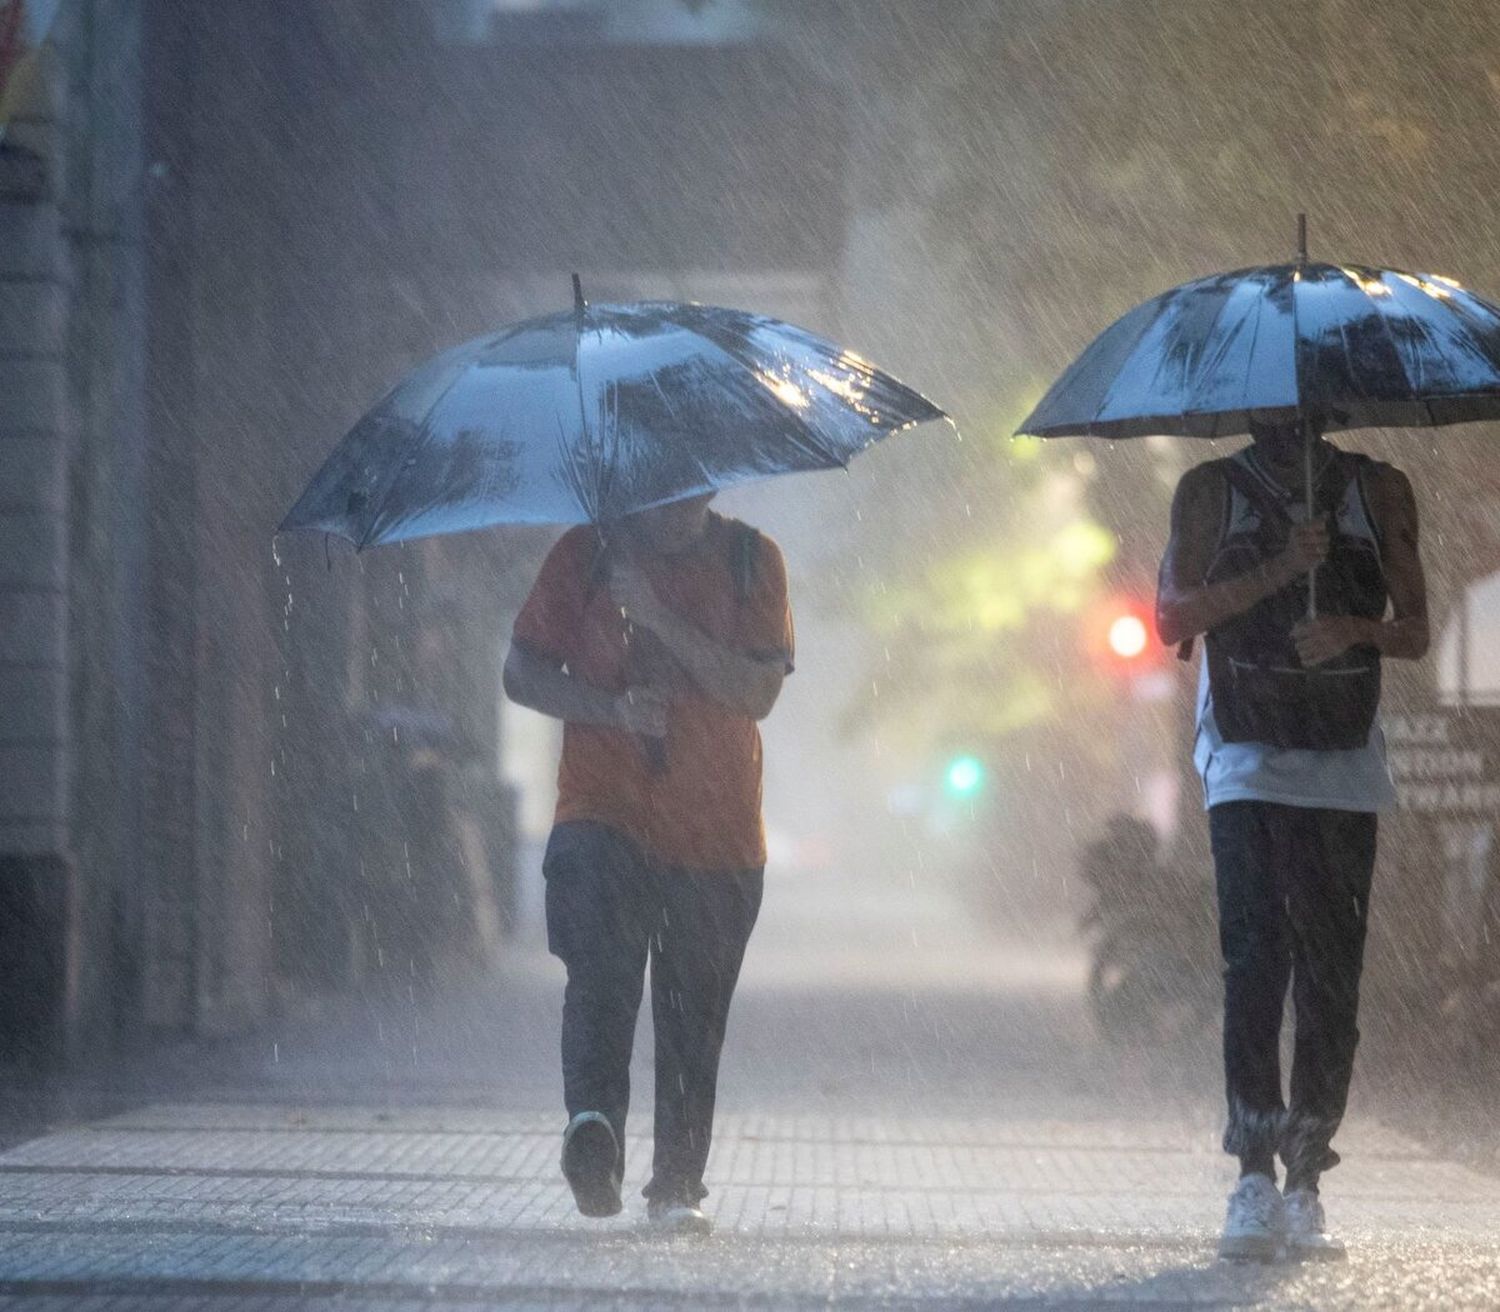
left=1283, top=1188, right=1345, bottom=1262
left=1218, top=1173, right=1285, bottom=1262
left=647, top=1196, right=713, bottom=1237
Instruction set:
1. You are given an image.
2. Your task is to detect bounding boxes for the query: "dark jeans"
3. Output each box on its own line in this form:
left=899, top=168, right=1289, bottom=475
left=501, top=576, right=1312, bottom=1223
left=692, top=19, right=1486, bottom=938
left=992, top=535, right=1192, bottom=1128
left=543, top=821, right=763, bottom=1203
left=1209, top=801, right=1377, bottom=1191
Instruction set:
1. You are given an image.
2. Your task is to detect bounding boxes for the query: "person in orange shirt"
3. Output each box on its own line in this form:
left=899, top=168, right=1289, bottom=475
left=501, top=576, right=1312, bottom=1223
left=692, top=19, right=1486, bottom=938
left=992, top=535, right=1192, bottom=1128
left=503, top=492, right=794, bottom=1235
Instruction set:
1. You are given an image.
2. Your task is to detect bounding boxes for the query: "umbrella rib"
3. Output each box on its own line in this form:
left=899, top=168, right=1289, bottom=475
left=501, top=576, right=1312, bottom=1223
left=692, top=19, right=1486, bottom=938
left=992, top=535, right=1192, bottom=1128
left=1451, top=295, right=1500, bottom=394
left=354, top=363, right=473, bottom=550
left=572, top=306, right=604, bottom=523
left=723, top=336, right=854, bottom=465
left=601, top=378, right=627, bottom=522
left=1395, top=279, right=1500, bottom=408
left=1235, top=284, right=1269, bottom=433
left=645, top=371, right=719, bottom=494
left=1184, top=274, right=1252, bottom=431
left=1357, top=268, right=1424, bottom=407
left=1439, top=285, right=1500, bottom=354
left=680, top=322, right=856, bottom=467
left=553, top=412, right=593, bottom=524
left=1086, top=289, right=1174, bottom=434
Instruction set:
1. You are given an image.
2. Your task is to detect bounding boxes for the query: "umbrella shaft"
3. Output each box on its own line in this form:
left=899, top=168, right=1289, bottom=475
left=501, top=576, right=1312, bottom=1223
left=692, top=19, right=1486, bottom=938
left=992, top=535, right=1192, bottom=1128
left=1304, top=415, right=1318, bottom=620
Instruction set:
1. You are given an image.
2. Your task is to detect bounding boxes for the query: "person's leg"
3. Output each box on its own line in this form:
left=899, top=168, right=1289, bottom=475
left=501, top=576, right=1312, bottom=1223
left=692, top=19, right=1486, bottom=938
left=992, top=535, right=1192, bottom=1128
left=1282, top=808, right=1377, bottom=1196
left=1210, top=801, right=1293, bottom=1182
left=645, top=866, right=764, bottom=1205
left=543, top=823, right=654, bottom=1169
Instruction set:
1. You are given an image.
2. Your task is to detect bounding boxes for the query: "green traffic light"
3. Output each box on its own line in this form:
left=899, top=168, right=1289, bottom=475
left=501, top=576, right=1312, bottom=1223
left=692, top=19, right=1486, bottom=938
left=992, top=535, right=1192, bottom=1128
left=945, top=755, right=985, bottom=798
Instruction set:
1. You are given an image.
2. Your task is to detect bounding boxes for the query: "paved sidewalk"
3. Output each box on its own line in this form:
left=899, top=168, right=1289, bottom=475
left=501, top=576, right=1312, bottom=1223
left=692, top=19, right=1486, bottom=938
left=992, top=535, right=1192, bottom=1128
left=0, top=1099, right=1497, bottom=1308
left=0, top=872, right=1497, bottom=1308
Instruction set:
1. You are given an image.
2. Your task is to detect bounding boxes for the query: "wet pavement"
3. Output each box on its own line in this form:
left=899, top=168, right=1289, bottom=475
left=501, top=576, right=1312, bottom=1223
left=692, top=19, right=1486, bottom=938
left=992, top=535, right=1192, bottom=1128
left=0, top=869, right=1497, bottom=1309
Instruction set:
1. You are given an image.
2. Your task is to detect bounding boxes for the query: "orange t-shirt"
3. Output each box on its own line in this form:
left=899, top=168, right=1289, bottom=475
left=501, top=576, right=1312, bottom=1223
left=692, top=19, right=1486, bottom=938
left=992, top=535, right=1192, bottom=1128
left=512, top=512, right=794, bottom=870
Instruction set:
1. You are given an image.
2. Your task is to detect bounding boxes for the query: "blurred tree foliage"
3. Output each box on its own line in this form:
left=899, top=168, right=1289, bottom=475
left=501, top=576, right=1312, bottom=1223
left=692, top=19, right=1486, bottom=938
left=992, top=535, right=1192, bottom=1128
left=755, top=0, right=1500, bottom=761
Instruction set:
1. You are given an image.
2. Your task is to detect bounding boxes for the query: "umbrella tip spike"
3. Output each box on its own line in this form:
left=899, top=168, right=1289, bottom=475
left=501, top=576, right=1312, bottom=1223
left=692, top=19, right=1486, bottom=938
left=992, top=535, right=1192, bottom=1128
left=1297, top=212, right=1308, bottom=266
left=572, top=272, right=585, bottom=315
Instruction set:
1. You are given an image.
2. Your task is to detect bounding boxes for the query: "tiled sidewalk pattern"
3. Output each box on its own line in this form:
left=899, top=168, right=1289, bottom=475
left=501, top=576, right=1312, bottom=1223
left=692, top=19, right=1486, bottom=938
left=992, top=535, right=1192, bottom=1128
left=0, top=1103, right=1497, bottom=1308
left=2, top=872, right=1498, bottom=1309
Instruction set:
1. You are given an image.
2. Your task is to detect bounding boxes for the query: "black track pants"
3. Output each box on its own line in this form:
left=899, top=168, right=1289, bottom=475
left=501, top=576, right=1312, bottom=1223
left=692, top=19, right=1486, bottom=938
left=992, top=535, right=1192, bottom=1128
left=1209, top=801, right=1377, bottom=1189
left=543, top=821, right=763, bottom=1202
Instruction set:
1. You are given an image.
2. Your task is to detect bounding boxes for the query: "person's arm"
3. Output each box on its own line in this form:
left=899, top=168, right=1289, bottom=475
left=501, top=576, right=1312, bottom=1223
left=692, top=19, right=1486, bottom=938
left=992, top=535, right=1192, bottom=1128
left=503, top=528, right=670, bottom=738
left=607, top=562, right=786, bottom=720
left=1292, top=465, right=1429, bottom=665
left=502, top=641, right=668, bottom=737
left=1155, top=463, right=1329, bottom=647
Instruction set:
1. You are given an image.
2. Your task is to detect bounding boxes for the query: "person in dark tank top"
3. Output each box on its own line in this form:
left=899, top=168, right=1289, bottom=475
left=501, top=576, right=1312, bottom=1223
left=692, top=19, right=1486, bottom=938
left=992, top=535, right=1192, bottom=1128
left=1157, top=417, right=1429, bottom=1262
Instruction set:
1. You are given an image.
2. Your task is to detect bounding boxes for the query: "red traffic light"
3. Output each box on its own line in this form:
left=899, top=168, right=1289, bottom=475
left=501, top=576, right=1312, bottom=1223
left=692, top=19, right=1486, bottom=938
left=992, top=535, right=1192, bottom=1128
left=1083, top=595, right=1162, bottom=671
left=1107, top=612, right=1149, bottom=660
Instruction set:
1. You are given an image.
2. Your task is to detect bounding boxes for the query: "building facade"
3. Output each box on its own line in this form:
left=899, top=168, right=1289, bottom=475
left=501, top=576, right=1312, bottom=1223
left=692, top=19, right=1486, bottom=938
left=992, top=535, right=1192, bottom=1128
left=0, top=0, right=847, bottom=1063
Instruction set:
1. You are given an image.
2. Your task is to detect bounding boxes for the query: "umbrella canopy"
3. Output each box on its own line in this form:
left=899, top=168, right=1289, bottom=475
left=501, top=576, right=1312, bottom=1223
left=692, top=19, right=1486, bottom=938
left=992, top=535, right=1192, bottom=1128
left=280, top=293, right=946, bottom=548
left=1018, top=260, right=1500, bottom=441
left=1018, top=219, right=1500, bottom=619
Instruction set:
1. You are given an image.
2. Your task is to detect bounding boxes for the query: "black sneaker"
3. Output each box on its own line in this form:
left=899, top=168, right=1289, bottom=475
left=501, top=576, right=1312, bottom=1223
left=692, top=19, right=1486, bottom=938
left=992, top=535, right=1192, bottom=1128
left=646, top=1193, right=713, bottom=1237
left=561, top=1112, right=622, bottom=1218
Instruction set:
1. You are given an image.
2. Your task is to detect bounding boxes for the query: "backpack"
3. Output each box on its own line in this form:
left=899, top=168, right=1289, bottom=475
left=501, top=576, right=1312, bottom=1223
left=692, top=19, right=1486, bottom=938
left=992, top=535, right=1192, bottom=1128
left=1202, top=450, right=1387, bottom=751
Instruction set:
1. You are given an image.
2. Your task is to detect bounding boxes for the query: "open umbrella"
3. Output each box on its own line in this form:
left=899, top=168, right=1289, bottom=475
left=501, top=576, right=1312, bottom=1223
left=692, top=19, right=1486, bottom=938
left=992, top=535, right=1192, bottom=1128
left=279, top=277, right=946, bottom=549
left=1017, top=216, right=1500, bottom=612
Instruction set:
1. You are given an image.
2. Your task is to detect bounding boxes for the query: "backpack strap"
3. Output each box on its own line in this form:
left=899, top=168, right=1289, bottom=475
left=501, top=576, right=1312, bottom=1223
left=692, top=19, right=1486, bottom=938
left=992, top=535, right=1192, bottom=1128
left=1220, top=456, right=1296, bottom=534
left=732, top=523, right=761, bottom=604
left=585, top=530, right=612, bottom=595
left=1173, top=455, right=1301, bottom=661
left=1175, top=460, right=1237, bottom=663
left=1340, top=451, right=1382, bottom=550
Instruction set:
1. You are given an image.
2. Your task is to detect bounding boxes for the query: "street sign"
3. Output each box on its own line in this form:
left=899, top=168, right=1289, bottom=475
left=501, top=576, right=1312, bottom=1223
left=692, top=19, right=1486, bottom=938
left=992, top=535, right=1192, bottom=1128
left=1387, top=710, right=1500, bottom=817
